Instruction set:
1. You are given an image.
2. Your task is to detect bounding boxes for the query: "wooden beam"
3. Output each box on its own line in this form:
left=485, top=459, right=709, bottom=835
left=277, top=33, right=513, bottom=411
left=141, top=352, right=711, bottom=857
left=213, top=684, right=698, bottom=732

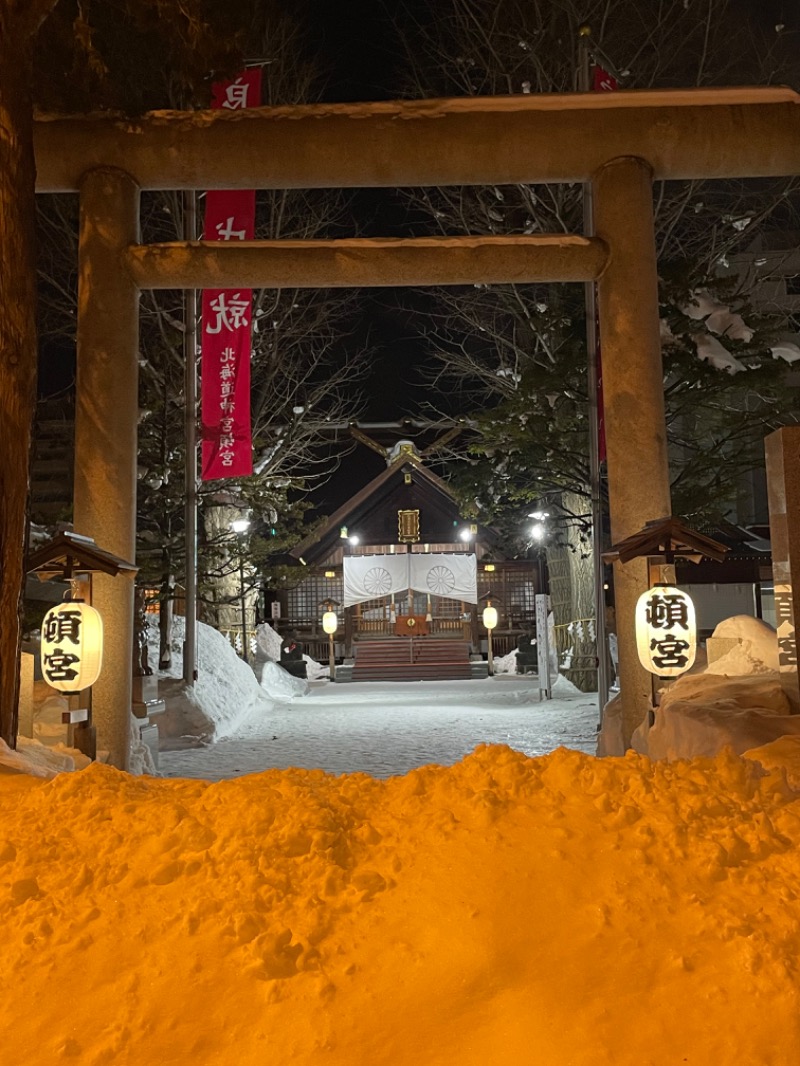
left=123, top=235, right=609, bottom=289
left=34, top=88, right=800, bottom=193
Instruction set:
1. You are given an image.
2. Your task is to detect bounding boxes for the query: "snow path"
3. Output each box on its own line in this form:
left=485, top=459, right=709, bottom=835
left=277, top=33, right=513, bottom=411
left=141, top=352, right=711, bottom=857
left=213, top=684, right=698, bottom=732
left=159, top=676, right=599, bottom=780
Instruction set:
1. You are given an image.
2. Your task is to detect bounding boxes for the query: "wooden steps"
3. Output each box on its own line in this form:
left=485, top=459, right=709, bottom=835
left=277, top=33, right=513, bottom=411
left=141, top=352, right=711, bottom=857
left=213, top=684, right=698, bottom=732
left=350, top=638, right=473, bottom=682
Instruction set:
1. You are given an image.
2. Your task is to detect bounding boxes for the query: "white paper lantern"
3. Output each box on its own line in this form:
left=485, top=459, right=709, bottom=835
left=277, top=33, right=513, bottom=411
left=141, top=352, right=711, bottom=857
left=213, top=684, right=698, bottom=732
left=635, top=584, right=696, bottom=678
left=322, top=610, right=338, bottom=635
left=41, top=601, right=104, bottom=693
left=482, top=605, right=498, bottom=630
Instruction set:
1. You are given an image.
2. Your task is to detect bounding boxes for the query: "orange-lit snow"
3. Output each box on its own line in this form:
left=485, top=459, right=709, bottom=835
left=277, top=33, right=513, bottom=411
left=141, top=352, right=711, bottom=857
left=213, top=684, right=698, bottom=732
left=3, top=744, right=800, bottom=1064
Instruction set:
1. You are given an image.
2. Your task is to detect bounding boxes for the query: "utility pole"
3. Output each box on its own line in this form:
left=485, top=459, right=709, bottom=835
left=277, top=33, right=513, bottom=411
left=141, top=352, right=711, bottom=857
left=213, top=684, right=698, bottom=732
left=182, top=190, right=198, bottom=684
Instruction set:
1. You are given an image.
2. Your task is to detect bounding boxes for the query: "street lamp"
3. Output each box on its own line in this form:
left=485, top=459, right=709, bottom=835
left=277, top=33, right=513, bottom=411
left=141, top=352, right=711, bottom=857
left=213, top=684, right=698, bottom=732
left=321, top=600, right=339, bottom=681
left=527, top=512, right=548, bottom=593
left=231, top=517, right=250, bottom=663
left=482, top=599, right=499, bottom=676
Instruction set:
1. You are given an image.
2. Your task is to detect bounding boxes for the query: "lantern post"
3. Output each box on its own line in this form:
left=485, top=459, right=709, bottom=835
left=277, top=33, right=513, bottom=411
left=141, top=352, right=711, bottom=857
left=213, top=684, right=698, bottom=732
left=26, top=531, right=137, bottom=762
left=230, top=517, right=250, bottom=663
left=481, top=594, right=499, bottom=676
left=41, top=589, right=105, bottom=755
left=321, top=599, right=339, bottom=681
left=603, top=518, right=728, bottom=739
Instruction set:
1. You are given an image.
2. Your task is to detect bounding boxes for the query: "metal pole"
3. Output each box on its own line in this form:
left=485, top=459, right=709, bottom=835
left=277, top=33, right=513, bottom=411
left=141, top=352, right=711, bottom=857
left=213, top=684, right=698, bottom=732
left=487, top=628, right=494, bottom=676
left=238, top=536, right=248, bottom=664
left=579, top=28, right=610, bottom=722
left=182, top=190, right=198, bottom=684
left=329, top=632, right=335, bottom=681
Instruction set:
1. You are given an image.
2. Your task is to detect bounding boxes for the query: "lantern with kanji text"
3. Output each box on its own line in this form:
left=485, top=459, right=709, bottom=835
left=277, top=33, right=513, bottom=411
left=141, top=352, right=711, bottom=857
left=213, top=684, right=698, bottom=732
left=41, top=600, right=104, bottom=694
left=635, top=584, right=696, bottom=679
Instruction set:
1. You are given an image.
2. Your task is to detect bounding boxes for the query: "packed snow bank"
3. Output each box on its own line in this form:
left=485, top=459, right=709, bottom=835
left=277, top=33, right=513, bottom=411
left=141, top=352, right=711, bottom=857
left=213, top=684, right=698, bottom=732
left=255, top=621, right=330, bottom=681
left=620, top=615, right=800, bottom=761
left=150, top=616, right=273, bottom=742
left=259, top=660, right=310, bottom=698
left=0, top=737, right=91, bottom=779
left=3, top=745, right=800, bottom=1064
left=706, top=615, right=779, bottom=675
left=745, top=734, right=800, bottom=787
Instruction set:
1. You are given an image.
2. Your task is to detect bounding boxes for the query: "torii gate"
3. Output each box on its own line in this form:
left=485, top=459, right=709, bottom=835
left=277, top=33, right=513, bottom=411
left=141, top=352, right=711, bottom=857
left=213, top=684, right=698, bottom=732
left=33, top=86, right=800, bottom=766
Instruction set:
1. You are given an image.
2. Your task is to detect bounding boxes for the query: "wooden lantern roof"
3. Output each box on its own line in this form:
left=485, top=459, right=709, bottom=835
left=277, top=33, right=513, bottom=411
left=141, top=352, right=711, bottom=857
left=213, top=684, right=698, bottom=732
left=26, top=531, right=138, bottom=580
left=602, top=517, right=728, bottom=565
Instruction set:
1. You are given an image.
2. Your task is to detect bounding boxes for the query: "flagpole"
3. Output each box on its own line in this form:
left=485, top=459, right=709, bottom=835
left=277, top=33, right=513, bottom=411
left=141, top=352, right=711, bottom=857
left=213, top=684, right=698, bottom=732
left=579, top=26, right=610, bottom=720
left=182, top=189, right=198, bottom=684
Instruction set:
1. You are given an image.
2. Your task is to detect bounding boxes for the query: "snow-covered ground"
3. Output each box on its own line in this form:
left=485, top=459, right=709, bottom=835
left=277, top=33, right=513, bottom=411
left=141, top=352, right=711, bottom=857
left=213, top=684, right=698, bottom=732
left=10, top=614, right=800, bottom=1063
left=148, top=618, right=598, bottom=780
left=159, top=675, right=600, bottom=780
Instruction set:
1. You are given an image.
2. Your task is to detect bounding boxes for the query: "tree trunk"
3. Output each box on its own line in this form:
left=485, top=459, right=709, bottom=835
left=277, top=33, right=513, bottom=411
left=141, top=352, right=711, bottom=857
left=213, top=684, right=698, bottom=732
left=0, top=13, right=45, bottom=747
left=546, top=492, right=597, bottom=693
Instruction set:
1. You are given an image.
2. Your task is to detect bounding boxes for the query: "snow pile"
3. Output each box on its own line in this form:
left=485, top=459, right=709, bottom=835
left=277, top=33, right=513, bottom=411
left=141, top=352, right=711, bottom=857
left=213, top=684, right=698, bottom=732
left=491, top=648, right=518, bottom=674
left=259, top=660, right=309, bottom=698
left=705, top=614, right=779, bottom=675
left=4, top=745, right=800, bottom=1063
left=0, top=737, right=91, bottom=779
left=255, top=621, right=329, bottom=681
left=128, top=715, right=158, bottom=776
left=150, top=616, right=273, bottom=742
left=745, top=734, right=800, bottom=788
left=255, top=621, right=283, bottom=661
left=304, top=655, right=330, bottom=681
left=629, top=615, right=800, bottom=761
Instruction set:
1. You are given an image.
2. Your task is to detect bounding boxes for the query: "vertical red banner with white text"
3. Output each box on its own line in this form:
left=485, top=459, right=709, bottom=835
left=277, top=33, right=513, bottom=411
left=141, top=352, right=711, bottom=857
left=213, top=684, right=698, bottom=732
left=591, top=63, right=617, bottom=463
left=200, top=69, right=262, bottom=480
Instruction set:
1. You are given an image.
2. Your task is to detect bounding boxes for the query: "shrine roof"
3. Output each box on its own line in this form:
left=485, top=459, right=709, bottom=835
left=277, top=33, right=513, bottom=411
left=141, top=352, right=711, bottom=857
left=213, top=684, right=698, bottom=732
left=290, top=454, right=496, bottom=564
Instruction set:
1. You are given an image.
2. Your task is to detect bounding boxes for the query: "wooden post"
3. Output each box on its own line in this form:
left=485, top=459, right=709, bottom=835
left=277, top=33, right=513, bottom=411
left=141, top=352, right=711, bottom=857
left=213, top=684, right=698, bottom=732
left=593, top=157, right=672, bottom=746
left=73, top=168, right=140, bottom=769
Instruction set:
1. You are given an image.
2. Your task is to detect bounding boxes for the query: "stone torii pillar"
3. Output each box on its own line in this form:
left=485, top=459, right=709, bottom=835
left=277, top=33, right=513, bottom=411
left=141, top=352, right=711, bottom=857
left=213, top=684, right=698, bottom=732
left=765, top=427, right=800, bottom=710
left=593, top=157, right=672, bottom=744
left=73, top=168, right=141, bottom=769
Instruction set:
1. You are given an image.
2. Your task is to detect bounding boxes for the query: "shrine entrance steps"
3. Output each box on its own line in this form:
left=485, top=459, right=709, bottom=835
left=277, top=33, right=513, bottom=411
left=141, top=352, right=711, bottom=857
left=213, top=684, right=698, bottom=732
left=346, top=638, right=483, bottom=683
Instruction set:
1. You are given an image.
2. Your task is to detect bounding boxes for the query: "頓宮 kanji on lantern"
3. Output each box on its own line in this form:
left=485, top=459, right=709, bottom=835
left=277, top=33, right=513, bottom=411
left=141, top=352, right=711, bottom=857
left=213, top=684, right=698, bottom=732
left=41, top=599, right=104, bottom=693
left=635, top=584, right=696, bottom=679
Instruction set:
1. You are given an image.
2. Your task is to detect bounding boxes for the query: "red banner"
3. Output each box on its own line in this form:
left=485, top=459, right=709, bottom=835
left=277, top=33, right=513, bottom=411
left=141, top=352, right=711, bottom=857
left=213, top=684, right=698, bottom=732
left=591, top=63, right=616, bottom=463
left=592, top=65, right=618, bottom=93
left=200, top=69, right=262, bottom=480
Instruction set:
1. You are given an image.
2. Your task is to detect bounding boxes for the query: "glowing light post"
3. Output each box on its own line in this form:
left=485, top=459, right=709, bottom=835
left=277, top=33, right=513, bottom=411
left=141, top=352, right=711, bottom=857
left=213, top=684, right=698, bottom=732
left=41, top=591, right=104, bottom=755
left=321, top=600, right=339, bottom=681
left=604, top=518, right=726, bottom=737
left=528, top=510, right=549, bottom=594
left=482, top=597, right=499, bottom=676
left=27, top=530, right=137, bottom=763
left=231, top=517, right=250, bottom=663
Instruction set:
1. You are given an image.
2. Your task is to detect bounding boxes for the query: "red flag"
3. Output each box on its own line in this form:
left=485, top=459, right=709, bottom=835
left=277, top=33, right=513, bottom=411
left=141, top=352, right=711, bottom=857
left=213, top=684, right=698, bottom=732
left=200, top=70, right=262, bottom=481
left=591, top=62, right=616, bottom=462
